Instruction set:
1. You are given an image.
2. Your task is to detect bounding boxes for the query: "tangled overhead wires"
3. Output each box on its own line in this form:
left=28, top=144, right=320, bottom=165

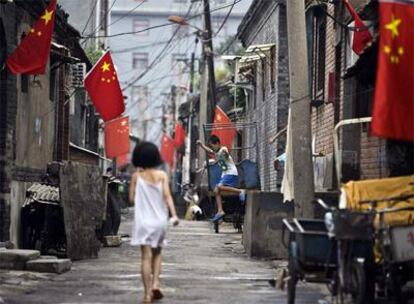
left=121, top=2, right=196, bottom=92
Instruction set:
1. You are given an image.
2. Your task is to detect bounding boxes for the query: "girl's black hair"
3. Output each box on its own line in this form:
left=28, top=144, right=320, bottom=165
left=132, top=141, right=163, bottom=168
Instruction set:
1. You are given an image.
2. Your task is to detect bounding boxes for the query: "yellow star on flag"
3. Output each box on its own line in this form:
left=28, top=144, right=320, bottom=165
left=385, top=15, right=401, bottom=39
left=101, top=61, right=111, bottom=73
left=40, top=8, right=54, bottom=26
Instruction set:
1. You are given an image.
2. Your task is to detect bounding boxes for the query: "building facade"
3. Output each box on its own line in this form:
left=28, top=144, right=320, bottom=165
left=237, top=0, right=289, bottom=191
left=306, top=0, right=413, bottom=189
left=233, top=0, right=413, bottom=195
left=0, top=1, right=100, bottom=244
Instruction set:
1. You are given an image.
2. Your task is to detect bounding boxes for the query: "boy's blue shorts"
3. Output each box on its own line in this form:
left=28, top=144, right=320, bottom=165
left=218, top=174, right=239, bottom=188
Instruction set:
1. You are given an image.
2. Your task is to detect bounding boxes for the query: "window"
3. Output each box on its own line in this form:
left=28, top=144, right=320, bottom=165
left=171, top=53, right=187, bottom=71
left=133, top=18, right=149, bottom=36
left=132, top=53, right=148, bottom=71
left=131, top=86, right=148, bottom=110
left=310, top=7, right=326, bottom=100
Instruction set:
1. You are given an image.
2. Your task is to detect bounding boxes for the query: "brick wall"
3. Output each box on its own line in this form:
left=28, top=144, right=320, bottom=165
left=360, top=132, right=387, bottom=179
left=311, top=3, right=336, bottom=157
left=238, top=2, right=289, bottom=191
left=310, top=1, right=388, bottom=185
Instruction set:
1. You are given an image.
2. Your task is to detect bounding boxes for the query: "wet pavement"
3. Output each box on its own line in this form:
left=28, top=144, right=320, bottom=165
left=0, top=210, right=328, bottom=303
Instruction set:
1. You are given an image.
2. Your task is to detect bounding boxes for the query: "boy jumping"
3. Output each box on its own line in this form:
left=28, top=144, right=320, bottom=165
left=197, top=135, right=246, bottom=222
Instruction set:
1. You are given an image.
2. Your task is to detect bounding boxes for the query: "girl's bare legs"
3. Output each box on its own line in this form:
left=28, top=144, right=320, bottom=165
left=141, top=246, right=153, bottom=302
left=151, top=247, right=162, bottom=290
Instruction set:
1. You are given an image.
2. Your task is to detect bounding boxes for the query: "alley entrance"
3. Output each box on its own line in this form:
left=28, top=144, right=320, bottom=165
left=1, top=211, right=327, bottom=304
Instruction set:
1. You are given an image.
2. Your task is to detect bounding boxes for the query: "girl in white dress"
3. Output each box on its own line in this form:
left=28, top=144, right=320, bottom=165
left=129, top=142, right=179, bottom=304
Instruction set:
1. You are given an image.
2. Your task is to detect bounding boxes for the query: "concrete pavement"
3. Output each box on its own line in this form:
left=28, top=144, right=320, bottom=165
left=0, top=210, right=328, bottom=304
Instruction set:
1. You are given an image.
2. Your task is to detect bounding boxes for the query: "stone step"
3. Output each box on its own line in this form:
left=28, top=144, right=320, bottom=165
left=26, top=258, right=72, bottom=274
left=39, top=255, right=58, bottom=260
left=0, top=249, right=40, bottom=270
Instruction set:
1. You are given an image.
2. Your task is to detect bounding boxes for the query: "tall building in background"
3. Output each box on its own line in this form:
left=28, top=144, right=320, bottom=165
left=109, top=0, right=251, bottom=143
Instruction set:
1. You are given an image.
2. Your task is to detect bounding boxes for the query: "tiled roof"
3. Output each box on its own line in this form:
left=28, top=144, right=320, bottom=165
left=25, top=183, right=60, bottom=205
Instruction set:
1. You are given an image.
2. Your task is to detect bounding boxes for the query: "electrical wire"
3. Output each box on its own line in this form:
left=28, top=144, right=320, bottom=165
left=85, top=0, right=118, bottom=39
left=81, top=0, right=244, bottom=40
left=121, top=2, right=195, bottom=92
left=315, top=0, right=375, bottom=31
left=81, top=0, right=99, bottom=36
left=108, top=0, right=146, bottom=28
left=112, top=33, right=194, bottom=54
left=214, top=0, right=237, bottom=37
left=217, top=34, right=238, bottom=55
left=123, top=39, right=196, bottom=115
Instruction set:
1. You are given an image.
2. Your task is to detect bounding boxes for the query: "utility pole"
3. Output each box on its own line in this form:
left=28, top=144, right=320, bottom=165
left=286, top=0, right=315, bottom=217
left=189, top=38, right=197, bottom=93
left=197, top=0, right=217, bottom=169
left=171, top=85, right=177, bottom=124
left=183, top=38, right=198, bottom=184
left=203, top=0, right=217, bottom=124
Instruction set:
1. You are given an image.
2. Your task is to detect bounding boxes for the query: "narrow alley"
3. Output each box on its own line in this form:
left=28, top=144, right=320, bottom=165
left=0, top=211, right=327, bottom=304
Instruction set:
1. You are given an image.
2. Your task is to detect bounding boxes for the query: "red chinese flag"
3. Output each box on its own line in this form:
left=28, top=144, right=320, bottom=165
left=105, top=117, right=130, bottom=158
left=6, top=0, right=57, bottom=74
left=160, top=134, right=175, bottom=166
left=84, top=51, right=125, bottom=121
left=211, top=106, right=236, bottom=149
left=116, top=154, right=129, bottom=168
left=174, top=122, right=186, bottom=148
left=372, top=1, right=414, bottom=141
left=344, top=0, right=373, bottom=55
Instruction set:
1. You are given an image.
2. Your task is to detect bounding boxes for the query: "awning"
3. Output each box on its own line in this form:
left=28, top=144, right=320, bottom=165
left=245, top=43, right=275, bottom=53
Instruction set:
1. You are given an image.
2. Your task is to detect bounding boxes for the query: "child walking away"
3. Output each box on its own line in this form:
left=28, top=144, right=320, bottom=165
left=129, top=141, right=179, bottom=304
left=197, top=135, right=246, bottom=222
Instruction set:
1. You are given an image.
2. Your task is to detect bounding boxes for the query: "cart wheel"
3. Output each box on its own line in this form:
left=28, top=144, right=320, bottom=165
left=388, top=267, right=404, bottom=304
left=287, top=243, right=298, bottom=304
left=349, top=260, right=373, bottom=304
left=214, top=221, right=219, bottom=233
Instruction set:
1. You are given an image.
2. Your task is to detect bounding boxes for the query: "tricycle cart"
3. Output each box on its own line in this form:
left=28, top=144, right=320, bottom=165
left=282, top=218, right=338, bottom=304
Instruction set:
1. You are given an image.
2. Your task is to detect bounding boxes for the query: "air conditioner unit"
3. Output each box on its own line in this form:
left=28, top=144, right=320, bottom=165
left=72, top=63, right=86, bottom=88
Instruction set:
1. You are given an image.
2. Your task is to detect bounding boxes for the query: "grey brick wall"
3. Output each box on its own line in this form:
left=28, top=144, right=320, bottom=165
left=238, top=2, right=289, bottom=191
